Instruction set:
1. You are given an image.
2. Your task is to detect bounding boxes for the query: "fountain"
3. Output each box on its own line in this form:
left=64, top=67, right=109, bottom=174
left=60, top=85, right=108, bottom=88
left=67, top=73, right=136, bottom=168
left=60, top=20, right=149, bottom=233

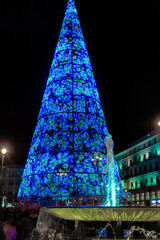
left=104, top=134, right=124, bottom=207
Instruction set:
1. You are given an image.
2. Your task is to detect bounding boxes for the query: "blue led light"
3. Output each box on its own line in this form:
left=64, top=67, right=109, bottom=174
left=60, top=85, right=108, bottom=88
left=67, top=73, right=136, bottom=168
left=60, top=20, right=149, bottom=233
left=18, top=0, right=124, bottom=206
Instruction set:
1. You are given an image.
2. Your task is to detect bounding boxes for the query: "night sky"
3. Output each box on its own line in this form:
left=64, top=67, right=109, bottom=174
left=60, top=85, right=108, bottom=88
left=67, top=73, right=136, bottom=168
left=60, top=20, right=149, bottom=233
left=0, top=0, right=159, bottom=165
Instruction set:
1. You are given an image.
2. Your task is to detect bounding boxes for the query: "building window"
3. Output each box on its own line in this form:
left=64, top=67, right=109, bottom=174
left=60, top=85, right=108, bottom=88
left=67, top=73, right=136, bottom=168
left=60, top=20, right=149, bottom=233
left=151, top=177, right=153, bottom=185
left=9, top=171, right=14, bottom=177
left=141, top=201, right=145, bottom=206
left=140, top=180, right=143, bottom=187
left=136, top=193, right=139, bottom=201
left=8, top=180, right=13, bottom=185
left=146, top=192, right=150, bottom=200
left=16, top=179, right=21, bottom=185
left=155, top=149, right=157, bottom=156
left=135, top=181, right=137, bottom=188
left=156, top=176, right=159, bottom=185
left=151, top=191, right=156, bottom=200
left=131, top=182, right=133, bottom=189
left=157, top=190, right=160, bottom=199
left=144, top=154, right=146, bottom=160
left=139, top=167, right=142, bottom=174
left=155, top=161, right=159, bottom=170
left=141, top=193, right=144, bottom=200
left=145, top=178, right=148, bottom=186
left=150, top=163, right=153, bottom=171
left=135, top=168, right=137, bottom=176
left=144, top=165, right=147, bottom=173
left=16, top=171, right=21, bottom=177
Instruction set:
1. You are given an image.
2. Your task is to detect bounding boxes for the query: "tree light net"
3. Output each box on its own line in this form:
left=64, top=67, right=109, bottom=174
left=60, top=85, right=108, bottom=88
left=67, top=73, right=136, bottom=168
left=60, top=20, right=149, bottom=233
left=18, top=0, right=124, bottom=207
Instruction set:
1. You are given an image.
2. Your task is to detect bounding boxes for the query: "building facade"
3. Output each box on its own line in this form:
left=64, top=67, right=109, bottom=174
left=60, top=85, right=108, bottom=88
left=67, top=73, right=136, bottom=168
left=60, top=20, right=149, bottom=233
left=115, top=129, right=160, bottom=206
left=0, top=165, right=24, bottom=205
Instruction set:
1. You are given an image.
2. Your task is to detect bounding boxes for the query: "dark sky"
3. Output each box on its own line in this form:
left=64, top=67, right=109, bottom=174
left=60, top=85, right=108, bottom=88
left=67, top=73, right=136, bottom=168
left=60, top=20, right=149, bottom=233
left=0, top=0, right=159, bottom=165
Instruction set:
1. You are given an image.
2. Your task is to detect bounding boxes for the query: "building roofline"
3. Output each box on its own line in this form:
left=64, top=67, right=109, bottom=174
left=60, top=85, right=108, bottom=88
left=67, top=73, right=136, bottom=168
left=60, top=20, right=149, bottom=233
left=116, top=128, right=160, bottom=157
left=128, top=128, right=160, bottom=148
left=3, top=164, right=25, bottom=169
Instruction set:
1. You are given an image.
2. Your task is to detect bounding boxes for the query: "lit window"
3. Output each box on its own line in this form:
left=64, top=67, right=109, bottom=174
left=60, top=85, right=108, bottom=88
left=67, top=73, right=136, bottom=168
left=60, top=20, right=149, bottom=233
left=151, top=191, right=156, bottom=200
left=155, top=149, right=157, bottom=156
left=157, top=190, right=160, bottom=198
left=131, top=194, right=135, bottom=201
left=131, top=182, right=133, bottom=189
left=141, top=193, right=144, bottom=200
left=136, top=194, right=139, bottom=201
left=146, top=192, right=150, bottom=200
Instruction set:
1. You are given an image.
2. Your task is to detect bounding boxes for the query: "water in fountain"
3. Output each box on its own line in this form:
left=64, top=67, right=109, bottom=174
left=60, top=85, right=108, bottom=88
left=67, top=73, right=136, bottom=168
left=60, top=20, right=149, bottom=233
left=126, top=226, right=160, bottom=240
left=104, top=134, right=124, bottom=207
left=98, top=222, right=116, bottom=240
left=97, top=223, right=160, bottom=240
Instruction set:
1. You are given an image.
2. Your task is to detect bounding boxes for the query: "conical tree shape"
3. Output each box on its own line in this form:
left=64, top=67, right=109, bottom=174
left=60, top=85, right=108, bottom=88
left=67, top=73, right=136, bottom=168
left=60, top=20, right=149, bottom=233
left=18, top=0, right=109, bottom=205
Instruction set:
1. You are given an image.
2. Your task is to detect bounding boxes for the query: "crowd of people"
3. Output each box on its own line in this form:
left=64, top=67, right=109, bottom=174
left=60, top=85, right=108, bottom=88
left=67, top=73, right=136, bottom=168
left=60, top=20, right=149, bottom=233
left=0, top=206, right=39, bottom=240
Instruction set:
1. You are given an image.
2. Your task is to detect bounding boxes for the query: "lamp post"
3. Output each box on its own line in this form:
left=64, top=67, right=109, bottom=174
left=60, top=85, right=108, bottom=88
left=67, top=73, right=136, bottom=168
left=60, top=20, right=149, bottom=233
left=1, top=148, right=7, bottom=206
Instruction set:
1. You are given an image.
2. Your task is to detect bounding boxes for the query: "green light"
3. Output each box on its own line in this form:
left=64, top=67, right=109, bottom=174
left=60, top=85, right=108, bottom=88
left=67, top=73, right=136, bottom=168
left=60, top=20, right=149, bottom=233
left=157, top=148, right=160, bottom=156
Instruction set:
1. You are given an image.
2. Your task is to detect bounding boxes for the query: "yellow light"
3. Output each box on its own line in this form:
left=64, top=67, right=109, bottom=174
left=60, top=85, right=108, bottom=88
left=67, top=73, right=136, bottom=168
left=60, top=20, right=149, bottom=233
left=1, top=148, right=7, bottom=155
left=158, top=122, right=160, bottom=127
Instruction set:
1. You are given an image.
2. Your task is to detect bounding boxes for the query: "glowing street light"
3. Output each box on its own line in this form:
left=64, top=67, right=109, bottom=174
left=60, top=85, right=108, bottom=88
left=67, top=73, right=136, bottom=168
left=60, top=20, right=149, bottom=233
left=1, top=148, right=7, bottom=170
left=158, top=122, right=160, bottom=127
left=1, top=148, right=7, bottom=155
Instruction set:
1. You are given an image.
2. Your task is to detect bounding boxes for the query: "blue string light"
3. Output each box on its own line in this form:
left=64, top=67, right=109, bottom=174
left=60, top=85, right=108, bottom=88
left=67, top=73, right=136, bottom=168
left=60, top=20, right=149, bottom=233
left=18, top=0, right=124, bottom=206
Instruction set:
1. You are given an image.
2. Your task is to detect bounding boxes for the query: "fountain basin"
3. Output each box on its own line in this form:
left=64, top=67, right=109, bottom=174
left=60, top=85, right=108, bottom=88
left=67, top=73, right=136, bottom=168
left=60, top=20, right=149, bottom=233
left=43, top=207, right=160, bottom=222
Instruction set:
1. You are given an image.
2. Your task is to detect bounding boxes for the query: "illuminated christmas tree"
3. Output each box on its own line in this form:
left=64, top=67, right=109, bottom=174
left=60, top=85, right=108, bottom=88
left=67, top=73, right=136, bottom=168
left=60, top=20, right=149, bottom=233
left=18, top=0, right=124, bottom=206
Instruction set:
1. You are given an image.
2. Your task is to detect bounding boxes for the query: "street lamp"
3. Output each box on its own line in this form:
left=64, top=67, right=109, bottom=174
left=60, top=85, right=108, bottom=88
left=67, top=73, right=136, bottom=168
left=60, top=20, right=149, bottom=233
left=1, top=148, right=7, bottom=207
left=1, top=148, right=7, bottom=170
left=158, top=122, right=160, bottom=127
